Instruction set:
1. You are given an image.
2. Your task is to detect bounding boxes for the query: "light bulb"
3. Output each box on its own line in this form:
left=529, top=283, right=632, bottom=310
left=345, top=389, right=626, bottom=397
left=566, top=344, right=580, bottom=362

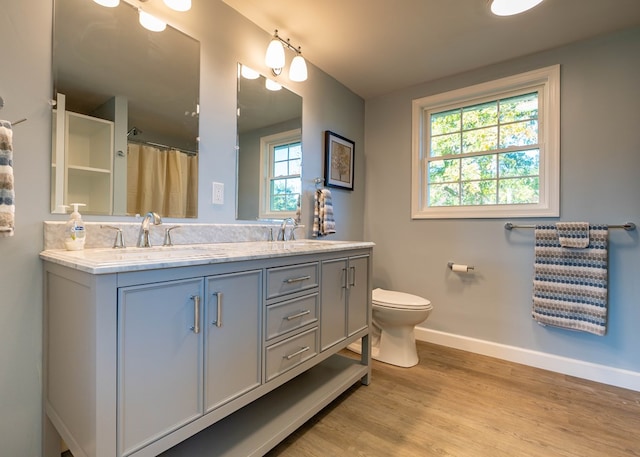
left=265, top=79, right=282, bottom=91
left=163, top=0, right=191, bottom=12
left=490, top=0, right=544, bottom=16
left=93, top=0, right=120, bottom=7
left=139, top=10, right=166, bottom=32
left=265, top=38, right=285, bottom=70
left=289, top=55, right=308, bottom=82
left=241, top=65, right=260, bottom=80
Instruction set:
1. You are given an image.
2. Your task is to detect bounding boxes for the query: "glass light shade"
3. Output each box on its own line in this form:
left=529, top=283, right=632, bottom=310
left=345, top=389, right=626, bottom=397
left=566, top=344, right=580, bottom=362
left=163, top=0, right=191, bottom=12
left=289, top=55, right=308, bottom=82
left=265, top=79, right=282, bottom=91
left=139, top=10, right=167, bottom=32
left=93, top=0, right=120, bottom=7
left=490, top=0, right=544, bottom=16
left=265, top=38, right=286, bottom=69
left=241, top=65, right=260, bottom=80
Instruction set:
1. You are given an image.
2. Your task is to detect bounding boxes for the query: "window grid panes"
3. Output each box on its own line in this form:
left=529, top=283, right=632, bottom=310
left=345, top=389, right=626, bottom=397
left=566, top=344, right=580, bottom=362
left=269, top=142, right=302, bottom=213
left=427, top=92, right=540, bottom=208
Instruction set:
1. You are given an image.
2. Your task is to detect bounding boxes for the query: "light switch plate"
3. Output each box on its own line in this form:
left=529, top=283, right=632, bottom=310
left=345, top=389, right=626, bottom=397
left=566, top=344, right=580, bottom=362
left=212, top=182, right=224, bottom=205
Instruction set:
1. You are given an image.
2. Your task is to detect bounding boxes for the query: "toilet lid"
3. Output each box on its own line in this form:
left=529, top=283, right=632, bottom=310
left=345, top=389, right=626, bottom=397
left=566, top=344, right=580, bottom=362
left=372, top=288, right=432, bottom=310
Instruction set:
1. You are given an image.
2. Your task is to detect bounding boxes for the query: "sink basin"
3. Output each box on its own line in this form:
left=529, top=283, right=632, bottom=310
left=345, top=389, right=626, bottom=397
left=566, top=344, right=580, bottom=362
left=66, top=245, right=226, bottom=263
left=44, top=240, right=361, bottom=271
left=269, top=240, right=345, bottom=249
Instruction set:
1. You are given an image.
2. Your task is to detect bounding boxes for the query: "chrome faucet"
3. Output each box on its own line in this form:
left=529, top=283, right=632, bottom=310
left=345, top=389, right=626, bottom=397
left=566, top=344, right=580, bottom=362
left=279, top=217, right=299, bottom=241
left=137, top=212, right=162, bottom=247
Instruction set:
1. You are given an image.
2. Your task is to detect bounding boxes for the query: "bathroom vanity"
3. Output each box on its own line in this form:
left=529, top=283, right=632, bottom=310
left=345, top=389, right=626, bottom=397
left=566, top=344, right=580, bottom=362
left=41, top=240, right=373, bottom=457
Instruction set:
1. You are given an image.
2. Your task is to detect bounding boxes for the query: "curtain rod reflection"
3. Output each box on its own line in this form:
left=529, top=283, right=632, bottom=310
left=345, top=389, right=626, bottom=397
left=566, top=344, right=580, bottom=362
left=128, top=139, right=197, bottom=156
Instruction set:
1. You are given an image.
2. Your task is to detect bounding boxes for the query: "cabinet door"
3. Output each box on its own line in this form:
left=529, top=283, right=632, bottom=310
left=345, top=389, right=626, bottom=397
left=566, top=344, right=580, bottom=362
left=347, top=255, right=370, bottom=336
left=118, top=278, right=204, bottom=457
left=320, top=258, right=348, bottom=351
left=205, top=270, right=262, bottom=412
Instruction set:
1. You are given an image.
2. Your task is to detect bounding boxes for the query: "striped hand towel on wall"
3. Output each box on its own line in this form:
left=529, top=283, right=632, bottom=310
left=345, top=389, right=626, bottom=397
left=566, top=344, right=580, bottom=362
left=532, top=224, right=609, bottom=336
left=312, top=188, right=336, bottom=237
left=0, top=120, right=14, bottom=237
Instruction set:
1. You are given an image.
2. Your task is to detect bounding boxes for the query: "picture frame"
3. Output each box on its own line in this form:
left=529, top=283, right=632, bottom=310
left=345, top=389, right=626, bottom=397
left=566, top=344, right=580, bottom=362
left=324, top=130, right=355, bottom=190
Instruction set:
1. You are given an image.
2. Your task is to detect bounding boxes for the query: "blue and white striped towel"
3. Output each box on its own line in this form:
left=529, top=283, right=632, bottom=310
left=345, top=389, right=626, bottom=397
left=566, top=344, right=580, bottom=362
left=312, top=188, right=336, bottom=237
left=532, top=224, right=608, bottom=335
left=0, top=120, right=14, bottom=237
left=556, top=221, right=589, bottom=248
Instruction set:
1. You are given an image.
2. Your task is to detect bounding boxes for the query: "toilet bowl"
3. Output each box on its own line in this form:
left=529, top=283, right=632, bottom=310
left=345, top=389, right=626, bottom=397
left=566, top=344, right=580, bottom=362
left=370, top=288, right=432, bottom=367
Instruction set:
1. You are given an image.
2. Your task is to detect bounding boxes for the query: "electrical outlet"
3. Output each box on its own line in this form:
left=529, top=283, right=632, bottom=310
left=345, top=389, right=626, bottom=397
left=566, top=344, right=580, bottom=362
left=212, top=182, right=224, bottom=205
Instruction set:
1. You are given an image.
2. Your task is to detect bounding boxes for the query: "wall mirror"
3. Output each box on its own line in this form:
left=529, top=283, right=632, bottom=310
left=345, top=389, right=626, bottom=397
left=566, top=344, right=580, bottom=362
left=51, top=0, right=200, bottom=217
left=236, top=64, right=303, bottom=221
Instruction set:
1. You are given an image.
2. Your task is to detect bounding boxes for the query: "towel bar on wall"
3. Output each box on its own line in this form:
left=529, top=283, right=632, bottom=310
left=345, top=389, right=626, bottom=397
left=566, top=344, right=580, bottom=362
left=504, top=222, right=636, bottom=231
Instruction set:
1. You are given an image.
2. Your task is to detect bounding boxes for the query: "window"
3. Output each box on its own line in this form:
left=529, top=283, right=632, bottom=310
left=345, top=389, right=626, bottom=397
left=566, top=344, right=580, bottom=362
left=259, top=129, right=302, bottom=219
left=412, top=65, right=560, bottom=219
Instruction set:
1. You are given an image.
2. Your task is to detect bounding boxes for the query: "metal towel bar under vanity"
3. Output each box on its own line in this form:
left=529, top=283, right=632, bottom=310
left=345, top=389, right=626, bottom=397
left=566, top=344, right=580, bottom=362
left=504, top=222, right=636, bottom=231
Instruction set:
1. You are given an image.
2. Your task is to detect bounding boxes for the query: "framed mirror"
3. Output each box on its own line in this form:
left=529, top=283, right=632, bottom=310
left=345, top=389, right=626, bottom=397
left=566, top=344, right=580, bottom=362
left=51, top=0, right=200, bottom=217
left=236, top=65, right=303, bottom=221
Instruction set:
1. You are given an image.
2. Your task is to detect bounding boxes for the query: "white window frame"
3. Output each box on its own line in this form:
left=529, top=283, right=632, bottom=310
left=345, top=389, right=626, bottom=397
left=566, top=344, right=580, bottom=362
left=411, top=65, right=560, bottom=219
left=259, top=128, right=302, bottom=219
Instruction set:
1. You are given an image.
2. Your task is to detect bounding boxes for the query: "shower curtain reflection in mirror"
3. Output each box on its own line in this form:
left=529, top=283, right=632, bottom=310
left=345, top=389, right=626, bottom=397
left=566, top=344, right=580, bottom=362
left=127, top=143, right=198, bottom=218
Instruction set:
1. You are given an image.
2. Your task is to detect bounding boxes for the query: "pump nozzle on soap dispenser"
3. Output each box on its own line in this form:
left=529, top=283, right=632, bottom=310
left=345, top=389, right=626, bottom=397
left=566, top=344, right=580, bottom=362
left=64, top=203, right=87, bottom=251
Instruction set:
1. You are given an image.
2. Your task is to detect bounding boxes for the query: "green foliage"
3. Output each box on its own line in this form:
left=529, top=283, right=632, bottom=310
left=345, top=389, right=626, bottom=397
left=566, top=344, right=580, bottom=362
left=426, top=92, right=541, bottom=207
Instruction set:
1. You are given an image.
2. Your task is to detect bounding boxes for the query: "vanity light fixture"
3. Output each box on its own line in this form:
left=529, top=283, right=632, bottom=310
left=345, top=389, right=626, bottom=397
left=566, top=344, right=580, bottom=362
left=138, top=9, right=167, bottom=32
left=163, top=0, right=191, bottom=12
left=265, top=79, right=282, bottom=91
left=240, top=65, right=260, bottom=80
left=490, top=0, right=544, bottom=16
left=93, top=0, right=120, bottom=6
left=265, top=30, right=308, bottom=82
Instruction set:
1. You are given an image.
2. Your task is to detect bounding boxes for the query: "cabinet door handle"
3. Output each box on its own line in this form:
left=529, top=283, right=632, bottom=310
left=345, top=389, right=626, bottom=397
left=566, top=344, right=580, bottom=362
left=285, top=309, right=311, bottom=321
left=349, top=266, right=356, bottom=287
left=191, top=295, right=201, bottom=334
left=211, top=291, right=223, bottom=327
left=342, top=268, right=348, bottom=290
left=284, top=275, right=311, bottom=284
left=283, top=346, right=310, bottom=360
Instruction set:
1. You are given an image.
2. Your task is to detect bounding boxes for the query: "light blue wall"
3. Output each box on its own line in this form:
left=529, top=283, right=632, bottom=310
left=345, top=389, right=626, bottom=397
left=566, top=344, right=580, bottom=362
left=364, top=27, right=640, bottom=372
left=0, top=0, right=364, bottom=455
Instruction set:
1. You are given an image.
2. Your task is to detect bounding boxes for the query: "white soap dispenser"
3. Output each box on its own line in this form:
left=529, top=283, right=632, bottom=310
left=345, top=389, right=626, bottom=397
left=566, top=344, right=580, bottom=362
left=64, top=203, right=87, bottom=251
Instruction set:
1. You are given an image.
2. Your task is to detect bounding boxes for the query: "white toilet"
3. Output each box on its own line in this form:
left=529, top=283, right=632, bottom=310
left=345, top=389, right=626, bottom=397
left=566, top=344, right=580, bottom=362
left=369, top=288, right=432, bottom=368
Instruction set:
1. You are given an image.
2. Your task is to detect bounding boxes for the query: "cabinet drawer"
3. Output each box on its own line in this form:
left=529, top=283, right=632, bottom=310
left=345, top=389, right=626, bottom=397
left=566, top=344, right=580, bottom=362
left=265, top=327, right=318, bottom=381
left=266, top=262, right=319, bottom=299
left=266, top=293, right=318, bottom=341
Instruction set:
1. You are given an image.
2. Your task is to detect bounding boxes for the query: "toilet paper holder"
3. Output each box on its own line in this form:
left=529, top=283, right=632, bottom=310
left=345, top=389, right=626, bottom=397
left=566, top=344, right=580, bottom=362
left=447, top=262, right=475, bottom=272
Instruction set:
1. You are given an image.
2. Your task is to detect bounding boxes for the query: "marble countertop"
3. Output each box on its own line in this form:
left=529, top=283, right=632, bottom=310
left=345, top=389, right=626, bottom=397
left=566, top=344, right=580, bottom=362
left=39, top=240, right=374, bottom=274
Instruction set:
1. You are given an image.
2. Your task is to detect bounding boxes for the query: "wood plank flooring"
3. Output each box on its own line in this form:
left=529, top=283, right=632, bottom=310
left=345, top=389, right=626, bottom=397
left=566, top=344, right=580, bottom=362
left=265, top=341, right=640, bottom=457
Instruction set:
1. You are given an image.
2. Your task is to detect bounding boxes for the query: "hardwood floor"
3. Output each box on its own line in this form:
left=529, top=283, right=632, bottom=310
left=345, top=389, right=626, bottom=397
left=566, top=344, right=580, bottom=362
left=266, top=341, right=640, bottom=457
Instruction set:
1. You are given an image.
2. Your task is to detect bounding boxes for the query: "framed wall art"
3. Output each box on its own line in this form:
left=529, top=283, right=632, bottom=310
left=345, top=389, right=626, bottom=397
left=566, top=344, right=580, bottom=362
left=324, top=130, right=355, bottom=190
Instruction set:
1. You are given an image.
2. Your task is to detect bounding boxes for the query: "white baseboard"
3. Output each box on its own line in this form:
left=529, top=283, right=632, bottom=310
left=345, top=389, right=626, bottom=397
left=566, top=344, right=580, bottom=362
left=415, top=327, right=640, bottom=392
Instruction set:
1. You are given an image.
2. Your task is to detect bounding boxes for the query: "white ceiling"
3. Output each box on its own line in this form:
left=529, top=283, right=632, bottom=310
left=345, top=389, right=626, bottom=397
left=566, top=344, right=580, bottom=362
left=221, top=0, right=640, bottom=99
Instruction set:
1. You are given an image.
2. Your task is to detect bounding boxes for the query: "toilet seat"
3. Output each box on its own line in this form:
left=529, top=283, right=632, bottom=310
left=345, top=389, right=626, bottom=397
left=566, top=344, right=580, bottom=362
left=372, top=288, right=432, bottom=310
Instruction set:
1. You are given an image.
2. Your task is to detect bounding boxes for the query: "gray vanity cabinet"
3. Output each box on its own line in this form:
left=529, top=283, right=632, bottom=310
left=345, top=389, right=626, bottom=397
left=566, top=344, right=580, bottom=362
left=320, top=254, right=370, bottom=351
left=118, top=279, right=205, bottom=457
left=43, top=246, right=372, bottom=457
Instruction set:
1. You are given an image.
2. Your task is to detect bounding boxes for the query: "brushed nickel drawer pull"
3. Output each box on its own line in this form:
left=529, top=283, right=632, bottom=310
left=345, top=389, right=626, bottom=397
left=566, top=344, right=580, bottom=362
left=211, top=291, right=223, bottom=327
left=283, top=346, right=310, bottom=360
left=284, top=275, right=311, bottom=284
left=285, top=310, right=311, bottom=321
left=190, top=295, right=201, bottom=334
